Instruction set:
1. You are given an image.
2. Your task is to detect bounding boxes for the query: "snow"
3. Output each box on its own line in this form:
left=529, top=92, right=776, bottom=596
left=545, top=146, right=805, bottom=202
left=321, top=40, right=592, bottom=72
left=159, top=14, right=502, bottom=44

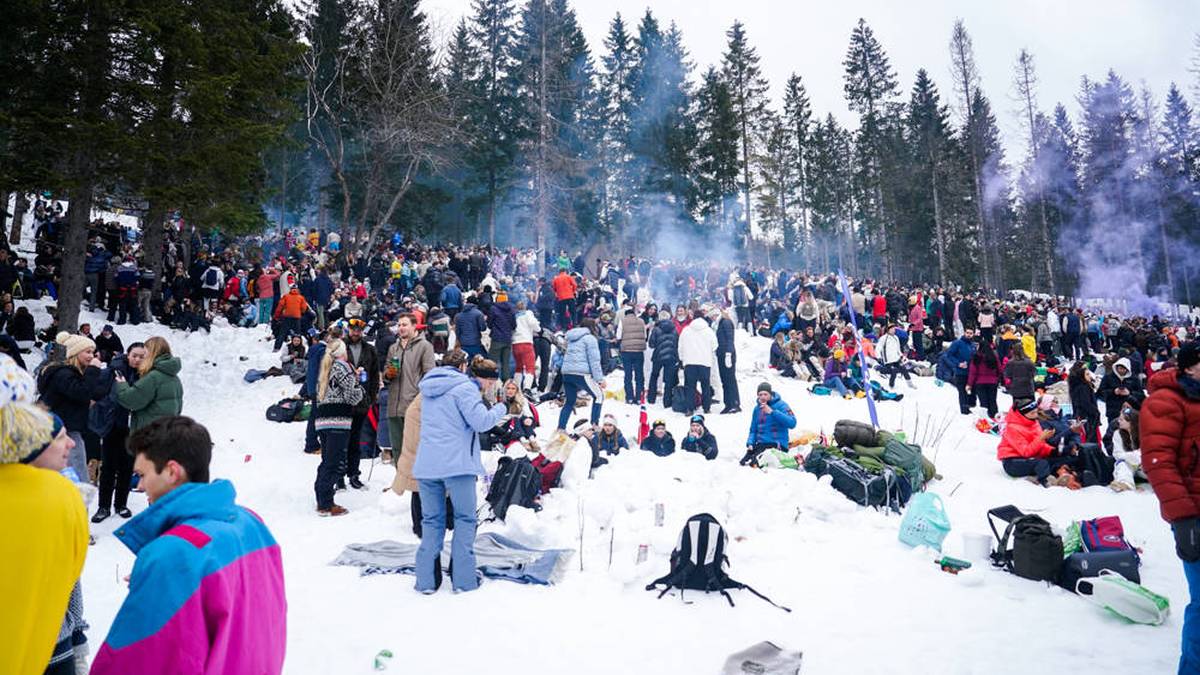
left=52, top=309, right=1182, bottom=674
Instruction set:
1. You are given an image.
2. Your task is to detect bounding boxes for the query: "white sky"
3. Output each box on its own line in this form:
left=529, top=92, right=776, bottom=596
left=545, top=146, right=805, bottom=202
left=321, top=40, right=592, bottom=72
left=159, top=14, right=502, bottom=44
left=421, top=0, right=1199, bottom=161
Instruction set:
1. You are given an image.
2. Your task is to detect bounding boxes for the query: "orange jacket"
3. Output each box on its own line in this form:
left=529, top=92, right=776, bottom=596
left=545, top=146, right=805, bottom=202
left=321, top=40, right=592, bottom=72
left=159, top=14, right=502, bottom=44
left=273, top=289, right=309, bottom=319
left=552, top=272, right=577, bottom=301
left=996, top=408, right=1053, bottom=460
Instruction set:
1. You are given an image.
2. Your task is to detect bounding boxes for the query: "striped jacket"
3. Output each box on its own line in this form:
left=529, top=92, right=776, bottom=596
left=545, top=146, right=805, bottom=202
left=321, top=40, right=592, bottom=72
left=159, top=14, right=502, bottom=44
left=91, top=480, right=287, bottom=675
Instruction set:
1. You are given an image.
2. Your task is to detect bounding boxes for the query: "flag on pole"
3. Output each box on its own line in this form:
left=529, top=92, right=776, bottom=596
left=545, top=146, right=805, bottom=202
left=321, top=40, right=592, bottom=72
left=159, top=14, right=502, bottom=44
left=838, top=270, right=880, bottom=429
left=638, top=393, right=650, bottom=445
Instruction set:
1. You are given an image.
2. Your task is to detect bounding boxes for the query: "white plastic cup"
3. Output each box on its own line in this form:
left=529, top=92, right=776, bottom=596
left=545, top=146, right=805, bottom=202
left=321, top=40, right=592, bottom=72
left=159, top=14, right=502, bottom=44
left=963, top=532, right=992, bottom=561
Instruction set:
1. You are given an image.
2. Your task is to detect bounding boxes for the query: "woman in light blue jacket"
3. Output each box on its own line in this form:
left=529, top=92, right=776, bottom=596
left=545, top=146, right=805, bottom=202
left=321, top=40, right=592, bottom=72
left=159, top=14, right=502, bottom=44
left=557, top=318, right=606, bottom=431
left=412, top=349, right=506, bottom=593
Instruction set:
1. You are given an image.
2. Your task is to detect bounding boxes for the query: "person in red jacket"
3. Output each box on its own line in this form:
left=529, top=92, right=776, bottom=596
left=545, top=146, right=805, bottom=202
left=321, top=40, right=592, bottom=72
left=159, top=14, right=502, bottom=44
left=551, top=270, right=577, bottom=330
left=996, top=397, right=1076, bottom=486
left=1142, top=342, right=1200, bottom=673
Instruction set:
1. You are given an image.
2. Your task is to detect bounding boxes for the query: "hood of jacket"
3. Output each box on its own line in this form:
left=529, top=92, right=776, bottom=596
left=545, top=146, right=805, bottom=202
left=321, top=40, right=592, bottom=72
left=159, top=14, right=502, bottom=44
left=419, top=366, right=475, bottom=399
left=566, top=326, right=592, bottom=344
left=151, top=355, right=182, bottom=377
left=1113, top=357, right=1132, bottom=379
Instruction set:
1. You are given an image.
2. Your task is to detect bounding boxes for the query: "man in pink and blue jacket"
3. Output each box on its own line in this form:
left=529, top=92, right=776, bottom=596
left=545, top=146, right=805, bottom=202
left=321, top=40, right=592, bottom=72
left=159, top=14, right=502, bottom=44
left=91, top=416, right=286, bottom=674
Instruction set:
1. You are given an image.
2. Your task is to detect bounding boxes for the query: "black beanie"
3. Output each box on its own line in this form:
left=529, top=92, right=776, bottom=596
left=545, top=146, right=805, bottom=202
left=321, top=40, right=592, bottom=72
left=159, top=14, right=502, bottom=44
left=1178, top=342, right=1200, bottom=373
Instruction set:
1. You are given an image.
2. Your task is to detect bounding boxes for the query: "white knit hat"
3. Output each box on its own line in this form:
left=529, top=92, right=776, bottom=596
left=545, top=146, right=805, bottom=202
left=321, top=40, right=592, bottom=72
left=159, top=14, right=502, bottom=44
left=56, top=331, right=96, bottom=361
left=0, top=353, right=36, bottom=404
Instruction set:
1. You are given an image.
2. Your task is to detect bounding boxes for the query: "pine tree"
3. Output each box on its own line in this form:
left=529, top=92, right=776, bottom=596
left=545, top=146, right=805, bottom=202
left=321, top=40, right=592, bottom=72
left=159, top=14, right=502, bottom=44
left=843, top=18, right=900, bottom=276
left=599, top=12, right=637, bottom=231
left=1012, top=48, right=1057, bottom=293
left=905, top=68, right=955, bottom=284
left=694, top=66, right=740, bottom=234
left=806, top=115, right=855, bottom=272
left=782, top=74, right=813, bottom=257
left=468, top=0, right=520, bottom=244
left=754, top=112, right=797, bottom=256
left=721, top=21, right=769, bottom=248
left=1161, top=83, right=1198, bottom=304
left=949, top=19, right=995, bottom=289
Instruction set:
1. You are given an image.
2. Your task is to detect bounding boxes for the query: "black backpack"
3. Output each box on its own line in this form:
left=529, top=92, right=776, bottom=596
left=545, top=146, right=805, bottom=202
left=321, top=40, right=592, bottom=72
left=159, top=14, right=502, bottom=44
left=670, top=385, right=690, bottom=414
left=204, top=267, right=219, bottom=286
left=988, top=505, right=1063, bottom=583
left=833, top=419, right=878, bottom=448
left=265, top=398, right=304, bottom=423
left=1076, top=444, right=1115, bottom=487
left=485, top=456, right=542, bottom=521
left=646, top=513, right=790, bottom=612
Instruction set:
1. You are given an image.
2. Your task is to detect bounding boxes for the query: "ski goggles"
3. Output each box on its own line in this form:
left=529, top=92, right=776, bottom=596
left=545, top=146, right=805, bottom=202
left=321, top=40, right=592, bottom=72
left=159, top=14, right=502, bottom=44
left=347, top=318, right=367, bottom=330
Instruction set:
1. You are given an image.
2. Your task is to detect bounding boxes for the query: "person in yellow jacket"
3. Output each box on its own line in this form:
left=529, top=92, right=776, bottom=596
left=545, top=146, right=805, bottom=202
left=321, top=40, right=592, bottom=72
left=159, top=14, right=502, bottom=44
left=1021, top=327, right=1038, bottom=362
left=0, top=395, right=89, bottom=675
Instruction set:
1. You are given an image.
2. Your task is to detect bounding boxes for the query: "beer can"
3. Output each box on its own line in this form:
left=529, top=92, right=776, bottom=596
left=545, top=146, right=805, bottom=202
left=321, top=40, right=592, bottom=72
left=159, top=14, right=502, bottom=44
left=654, top=502, right=664, bottom=527
left=636, top=544, right=648, bottom=564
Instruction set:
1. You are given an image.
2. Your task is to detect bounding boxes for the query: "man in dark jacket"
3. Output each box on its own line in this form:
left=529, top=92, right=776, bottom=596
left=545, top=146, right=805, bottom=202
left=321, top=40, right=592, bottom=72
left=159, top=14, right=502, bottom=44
left=302, top=330, right=325, bottom=454
left=648, top=315, right=679, bottom=408
left=945, top=328, right=978, bottom=414
left=94, top=324, right=124, bottom=364
left=93, top=342, right=146, bottom=522
left=681, top=414, right=718, bottom=460
left=84, top=244, right=112, bottom=309
left=343, top=320, right=380, bottom=489
left=314, top=268, right=334, bottom=329
left=487, top=292, right=517, bottom=380
left=455, top=302, right=488, bottom=359
left=714, top=309, right=740, bottom=414
left=640, top=420, right=675, bottom=457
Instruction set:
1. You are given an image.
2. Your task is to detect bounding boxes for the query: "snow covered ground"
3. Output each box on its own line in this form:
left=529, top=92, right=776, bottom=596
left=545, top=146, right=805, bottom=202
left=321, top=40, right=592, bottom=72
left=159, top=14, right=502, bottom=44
left=34, top=303, right=1178, bottom=675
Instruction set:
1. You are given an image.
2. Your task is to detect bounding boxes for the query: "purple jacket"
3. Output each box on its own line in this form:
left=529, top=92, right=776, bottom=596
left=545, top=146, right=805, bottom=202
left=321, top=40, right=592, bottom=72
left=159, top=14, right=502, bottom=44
left=91, top=480, right=286, bottom=674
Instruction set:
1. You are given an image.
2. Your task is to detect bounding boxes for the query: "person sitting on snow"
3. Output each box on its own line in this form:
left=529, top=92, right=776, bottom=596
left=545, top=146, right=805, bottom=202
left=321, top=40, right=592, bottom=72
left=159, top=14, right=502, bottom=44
left=996, top=397, right=1080, bottom=488
left=640, top=420, right=675, bottom=457
left=680, top=414, right=718, bottom=460
left=742, top=382, right=796, bottom=466
left=591, top=414, right=628, bottom=466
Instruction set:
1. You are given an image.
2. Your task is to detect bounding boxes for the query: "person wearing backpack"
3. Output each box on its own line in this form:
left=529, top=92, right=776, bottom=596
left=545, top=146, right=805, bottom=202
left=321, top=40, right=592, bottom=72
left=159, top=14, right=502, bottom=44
left=1141, top=342, right=1200, bottom=673
left=412, top=349, right=507, bottom=593
left=199, top=262, right=224, bottom=311
left=92, top=342, right=146, bottom=523
left=742, top=382, right=796, bottom=466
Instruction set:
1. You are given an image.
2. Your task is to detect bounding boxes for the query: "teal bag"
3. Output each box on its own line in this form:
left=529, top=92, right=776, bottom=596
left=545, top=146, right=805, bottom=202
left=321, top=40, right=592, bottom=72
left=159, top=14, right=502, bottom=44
left=898, top=492, right=950, bottom=551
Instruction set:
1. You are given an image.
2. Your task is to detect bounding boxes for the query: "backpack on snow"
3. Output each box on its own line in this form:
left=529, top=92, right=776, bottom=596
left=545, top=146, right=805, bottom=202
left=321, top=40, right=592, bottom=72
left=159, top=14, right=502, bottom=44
left=646, top=513, right=790, bottom=612
left=882, top=438, right=926, bottom=492
left=265, top=398, right=305, bottom=423
left=825, top=455, right=907, bottom=511
left=988, top=505, right=1063, bottom=583
left=530, top=453, right=563, bottom=494
left=485, top=456, right=542, bottom=520
left=670, top=386, right=691, bottom=414
left=1076, top=444, right=1115, bottom=487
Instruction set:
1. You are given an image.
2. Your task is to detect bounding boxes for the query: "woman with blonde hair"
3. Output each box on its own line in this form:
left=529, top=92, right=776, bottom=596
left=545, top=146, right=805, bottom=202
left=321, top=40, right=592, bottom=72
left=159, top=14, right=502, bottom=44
left=313, top=339, right=363, bottom=516
left=40, top=331, right=107, bottom=480
left=114, top=336, right=183, bottom=432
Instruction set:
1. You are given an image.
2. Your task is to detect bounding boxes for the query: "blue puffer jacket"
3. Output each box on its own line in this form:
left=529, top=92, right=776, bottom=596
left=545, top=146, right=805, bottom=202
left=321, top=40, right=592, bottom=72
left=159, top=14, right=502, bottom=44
left=85, top=249, right=112, bottom=275
left=943, top=337, right=976, bottom=378
left=314, top=274, right=334, bottom=306
left=745, top=393, right=797, bottom=447
left=412, top=367, right=507, bottom=480
left=454, top=304, right=487, bottom=347
left=440, top=284, right=462, bottom=310
left=488, top=301, right=517, bottom=343
left=561, top=327, right=603, bottom=381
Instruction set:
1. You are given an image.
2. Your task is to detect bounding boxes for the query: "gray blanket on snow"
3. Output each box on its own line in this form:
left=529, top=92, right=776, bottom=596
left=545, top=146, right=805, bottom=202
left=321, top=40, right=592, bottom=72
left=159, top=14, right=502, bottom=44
left=330, top=532, right=573, bottom=586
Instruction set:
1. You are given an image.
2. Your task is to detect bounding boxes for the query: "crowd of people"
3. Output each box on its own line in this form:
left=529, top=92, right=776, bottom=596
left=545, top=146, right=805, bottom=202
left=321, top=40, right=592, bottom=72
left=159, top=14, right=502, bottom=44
left=4, top=197, right=1200, bottom=672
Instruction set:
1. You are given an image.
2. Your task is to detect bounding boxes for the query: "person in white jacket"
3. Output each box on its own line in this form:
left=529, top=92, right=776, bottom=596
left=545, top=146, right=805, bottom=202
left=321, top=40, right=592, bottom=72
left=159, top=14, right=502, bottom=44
left=511, top=301, right=541, bottom=393
left=876, top=324, right=914, bottom=389
left=678, top=317, right=718, bottom=415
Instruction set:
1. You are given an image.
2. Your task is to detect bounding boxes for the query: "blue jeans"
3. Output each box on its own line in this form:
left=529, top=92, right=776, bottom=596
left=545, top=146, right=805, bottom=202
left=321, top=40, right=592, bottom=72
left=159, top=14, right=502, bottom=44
left=557, top=373, right=602, bottom=430
left=257, top=298, right=274, bottom=324
left=462, top=344, right=484, bottom=359
left=621, top=351, right=644, bottom=403
left=415, top=475, right=479, bottom=592
left=825, top=376, right=849, bottom=397
left=1180, top=546, right=1200, bottom=674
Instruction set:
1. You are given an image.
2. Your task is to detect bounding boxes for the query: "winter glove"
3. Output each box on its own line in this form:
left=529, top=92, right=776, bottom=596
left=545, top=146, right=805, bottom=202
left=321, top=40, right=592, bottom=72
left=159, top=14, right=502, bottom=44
left=739, top=447, right=759, bottom=467
left=1175, top=518, right=1200, bottom=563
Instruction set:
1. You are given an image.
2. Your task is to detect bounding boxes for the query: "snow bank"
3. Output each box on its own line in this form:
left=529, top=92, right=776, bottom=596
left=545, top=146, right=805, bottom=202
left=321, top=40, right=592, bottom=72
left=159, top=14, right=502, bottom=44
left=68, top=311, right=1181, bottom=674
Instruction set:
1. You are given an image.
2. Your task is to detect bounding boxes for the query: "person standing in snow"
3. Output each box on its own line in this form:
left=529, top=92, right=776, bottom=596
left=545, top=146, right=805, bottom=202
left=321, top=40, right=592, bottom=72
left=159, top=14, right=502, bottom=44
left=39, top=331, right=107, bottom=482
left=92, top=342, right=147, bottom=523
left=412, top=350, right=507, bottom=593
left=714, top=307, right=741, bottom=414
left=342, top=318, right=380, bottom=490
left=876, top=323, right=914, bottom=389
left=647, top=311, right=680, bottom=408
left=742, top=382, right=796, bottom=467
left=1141, top=342, right=1200, bottom=673
left=199, top=261, right=224, bottom=311
left=617, top=303, right=647, bottom=404
left=114, top=336, right=183, bottom=433
left=678, top=315, right=718, bottom=415
left=90, top=416, right=287, bottom=675
left=313, top=339, right=363, bottom=516
left=383, top=314, right=435, bottom=467
left=556, top=318, right=606, bottom=432
left=0, top=388, right=89, bottom=675
left=944, top=327, right=978, bottom=415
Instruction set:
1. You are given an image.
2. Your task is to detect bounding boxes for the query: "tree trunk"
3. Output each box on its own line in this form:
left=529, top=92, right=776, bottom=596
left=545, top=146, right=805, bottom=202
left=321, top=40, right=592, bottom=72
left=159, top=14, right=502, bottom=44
left=9, top=192, right=28, bottom=246
left=1155, top=198, right=1174, bottom=301
left=0, top=190, right=9, bottom=246
left=931, top=160, right=947, bottom=286
left=488, top=170, right=496, bottom=248
left=142, top=206, right=166, bottom=296
left=59, top=181, right=94, bottom=332
left=277, top=155, right=288, bottom=231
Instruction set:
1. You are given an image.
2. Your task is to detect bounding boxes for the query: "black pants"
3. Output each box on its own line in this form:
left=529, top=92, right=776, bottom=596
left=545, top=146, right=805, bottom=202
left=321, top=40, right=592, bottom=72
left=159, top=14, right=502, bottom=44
left=741, top=442, right=780, bottom=466
left=910, top=330, right=925, bottom=360
left=648, top=359, right=678, bottom=406
left=315, top=428, right=349, bottom=509
left=556, top=298, right=574, bottom=330
left=410, top=491, right=454, bottom=538
left=621, top=351, right=645, bottom=403
left=1002, top=456, right=1076, bottom=484
left=534, top=337, right=552, bottom=391
left=879, top=362, right=911, bottom=388
left=303, top=407, right=319, bottom=453
left=342, top=412, right=367, bottom=479
left=98, top=426, right=133, bottom=510
left=955, top=373, right=975, bottom=414
left=682, top=364, right=712, bottom=414
left=974, top=383, right=999, bottom=418
left=717, top=351, right=739, bottom=410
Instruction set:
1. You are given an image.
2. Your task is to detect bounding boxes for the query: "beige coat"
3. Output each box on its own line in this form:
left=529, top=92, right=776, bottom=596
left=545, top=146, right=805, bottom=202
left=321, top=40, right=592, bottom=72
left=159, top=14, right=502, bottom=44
left=384, top=334, right=436, bottom=418
left=390, top=395, right=422, bottom=495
